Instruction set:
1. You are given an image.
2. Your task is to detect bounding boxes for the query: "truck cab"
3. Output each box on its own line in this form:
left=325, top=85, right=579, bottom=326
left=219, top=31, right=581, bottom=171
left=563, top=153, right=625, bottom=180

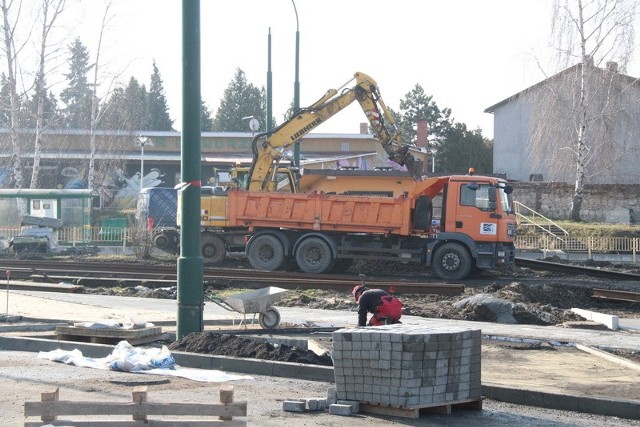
left=426, top=175, right=516, bottom=279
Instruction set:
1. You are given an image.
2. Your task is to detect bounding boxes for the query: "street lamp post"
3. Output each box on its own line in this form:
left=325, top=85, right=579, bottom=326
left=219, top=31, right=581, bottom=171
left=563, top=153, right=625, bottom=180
left=427, top=134, right=437, bottom=174
left=292, top=0, right=301, bottom=169
left=430, top=148, right=437, bottom=173
left=242, top=115, right=261, bottom=136
left=136, top=136, right=154, bottom=190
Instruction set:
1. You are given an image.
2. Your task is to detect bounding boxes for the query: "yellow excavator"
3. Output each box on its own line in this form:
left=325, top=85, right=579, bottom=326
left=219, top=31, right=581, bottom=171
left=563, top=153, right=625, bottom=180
left=155, top=72, right=425, bottom=263
left=248, top=71, right=423, bottom=192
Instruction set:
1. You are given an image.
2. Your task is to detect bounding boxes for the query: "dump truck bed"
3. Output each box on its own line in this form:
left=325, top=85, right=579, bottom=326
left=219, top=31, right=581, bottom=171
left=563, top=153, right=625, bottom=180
left=228, top=190, right=413, bottom=235
left=225, top=176, right=448, bottom=236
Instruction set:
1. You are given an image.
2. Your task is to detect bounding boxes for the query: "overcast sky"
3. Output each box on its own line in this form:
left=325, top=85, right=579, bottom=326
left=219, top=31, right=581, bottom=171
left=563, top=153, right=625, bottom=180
left=61, top=0, right=638, bottom=139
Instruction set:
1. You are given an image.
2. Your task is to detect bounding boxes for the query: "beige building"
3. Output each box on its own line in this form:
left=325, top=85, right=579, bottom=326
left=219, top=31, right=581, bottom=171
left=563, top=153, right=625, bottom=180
left=0, top=129, right=428, bottom=209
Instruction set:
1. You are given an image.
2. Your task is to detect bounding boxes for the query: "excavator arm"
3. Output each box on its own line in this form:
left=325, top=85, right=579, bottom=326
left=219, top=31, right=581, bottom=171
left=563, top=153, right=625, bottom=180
left=248, top=72, right=424, bottom=191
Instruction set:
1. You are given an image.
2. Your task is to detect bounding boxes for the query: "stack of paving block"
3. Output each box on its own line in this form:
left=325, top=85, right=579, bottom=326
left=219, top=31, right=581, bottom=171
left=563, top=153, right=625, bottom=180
left=331, top=324, right=481, bottom=408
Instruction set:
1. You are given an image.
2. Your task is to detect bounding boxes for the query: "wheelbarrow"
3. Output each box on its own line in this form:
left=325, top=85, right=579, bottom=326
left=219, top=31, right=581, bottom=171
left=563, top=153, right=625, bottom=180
left=206, top=286, right=287, bottom=329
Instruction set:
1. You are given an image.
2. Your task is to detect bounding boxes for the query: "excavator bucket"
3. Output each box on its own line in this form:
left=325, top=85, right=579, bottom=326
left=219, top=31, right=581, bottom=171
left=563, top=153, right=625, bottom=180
left=403, top=155, right=424, bottom=180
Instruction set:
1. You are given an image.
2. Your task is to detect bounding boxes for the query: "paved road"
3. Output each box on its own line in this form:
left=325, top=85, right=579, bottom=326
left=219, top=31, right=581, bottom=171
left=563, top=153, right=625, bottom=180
left=4, top=289, right=640, bottom=351
left=3, top=287, right=640, bottom=426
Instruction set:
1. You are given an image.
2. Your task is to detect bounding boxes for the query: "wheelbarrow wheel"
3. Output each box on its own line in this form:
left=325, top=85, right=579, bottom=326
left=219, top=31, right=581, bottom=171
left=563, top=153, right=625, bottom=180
left=259, top=307, right=281, bottom=329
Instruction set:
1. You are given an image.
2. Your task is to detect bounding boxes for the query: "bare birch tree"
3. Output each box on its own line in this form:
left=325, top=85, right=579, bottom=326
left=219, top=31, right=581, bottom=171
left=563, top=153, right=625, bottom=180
left=86, top=0, right=110, bottom=191
left=30, top=0, right=66, bottom=188
left=528, top=0, right=638, bottom=221
left=86, top=0, right=128, bottom=192
left=0, top=0, right=29, bottom=188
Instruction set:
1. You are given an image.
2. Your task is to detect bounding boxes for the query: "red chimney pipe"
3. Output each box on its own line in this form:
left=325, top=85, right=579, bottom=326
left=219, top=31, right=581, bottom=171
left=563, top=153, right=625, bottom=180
left=416, top=119, right=429, bottom=148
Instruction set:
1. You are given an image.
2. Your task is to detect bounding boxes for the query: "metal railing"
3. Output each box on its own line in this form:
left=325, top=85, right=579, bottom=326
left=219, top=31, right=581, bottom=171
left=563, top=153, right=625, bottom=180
left=0, top=226, right=133, bottom=246
left=515, top=235, right=640, bottom=254
left=1, top=226, right=639, bottom=256
left=514, top=201, right=569, bottom=239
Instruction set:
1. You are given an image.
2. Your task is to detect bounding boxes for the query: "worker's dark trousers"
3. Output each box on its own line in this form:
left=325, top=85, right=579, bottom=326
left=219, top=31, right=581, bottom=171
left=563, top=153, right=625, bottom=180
left=368, top=296, right=403, bottom=326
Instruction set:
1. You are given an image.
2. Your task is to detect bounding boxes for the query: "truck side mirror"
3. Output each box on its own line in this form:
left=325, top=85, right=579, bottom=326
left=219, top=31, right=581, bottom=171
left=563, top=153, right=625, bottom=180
left=488, top=187, right=497, bottom=210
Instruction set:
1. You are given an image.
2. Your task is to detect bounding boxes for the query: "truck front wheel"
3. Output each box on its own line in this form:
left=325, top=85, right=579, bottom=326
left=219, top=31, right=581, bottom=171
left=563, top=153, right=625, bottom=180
left=295, top=237, right=334, bottom=274
left=247, top=234, right=285, bottom=271
left=201, top=234, right=226, bottom=264
left=432, top=242, right=472, bottom=280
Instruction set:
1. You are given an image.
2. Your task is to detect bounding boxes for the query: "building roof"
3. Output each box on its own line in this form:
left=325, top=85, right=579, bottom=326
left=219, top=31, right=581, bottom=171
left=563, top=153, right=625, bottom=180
left=484, top=62, right=640, bottom=113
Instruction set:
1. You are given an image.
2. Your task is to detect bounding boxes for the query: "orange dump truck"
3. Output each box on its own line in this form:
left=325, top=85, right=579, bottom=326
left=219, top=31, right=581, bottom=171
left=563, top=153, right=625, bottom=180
left=203, top=172, right=517, bottom=280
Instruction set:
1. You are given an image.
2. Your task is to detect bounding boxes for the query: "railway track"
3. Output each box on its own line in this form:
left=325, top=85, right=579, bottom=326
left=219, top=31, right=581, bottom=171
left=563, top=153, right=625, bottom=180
left=0, top=257, right=638, bottom=297
left=0, top=259, right=463, bottom=295
left=514, top=258, right=640, bottom=281
left=592, top=288, right=640, bottom=303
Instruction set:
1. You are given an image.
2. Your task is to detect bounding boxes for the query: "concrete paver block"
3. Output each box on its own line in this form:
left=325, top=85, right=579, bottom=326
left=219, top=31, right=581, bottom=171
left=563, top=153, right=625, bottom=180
left=283, top=400, right=306, bottom=412
left=329, top=403, right=352, bottom=416
left=327, top=386, right=337, bottom=405
left=337, top=399, right=360, bottom=413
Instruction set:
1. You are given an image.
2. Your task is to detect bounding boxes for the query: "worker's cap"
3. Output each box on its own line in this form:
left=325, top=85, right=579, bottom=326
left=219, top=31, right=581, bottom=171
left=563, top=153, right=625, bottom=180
left=352, top=285, right=369, bottom=301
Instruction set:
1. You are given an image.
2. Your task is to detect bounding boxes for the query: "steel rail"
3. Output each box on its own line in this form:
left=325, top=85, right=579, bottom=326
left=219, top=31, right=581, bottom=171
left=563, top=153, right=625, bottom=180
left=515, top=258, right=640, bottom=281
left=0, top=260, right=463, bottom=295
left=591, top=288, right=640, bottom=303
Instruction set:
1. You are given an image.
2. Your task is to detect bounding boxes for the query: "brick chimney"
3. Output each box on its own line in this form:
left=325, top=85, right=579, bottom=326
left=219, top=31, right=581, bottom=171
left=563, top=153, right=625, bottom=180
left=606, top=61, right=619, bottom=73
left=359, top=122, right=368, bottom=134
left=416, top=119, right=429, bottom=148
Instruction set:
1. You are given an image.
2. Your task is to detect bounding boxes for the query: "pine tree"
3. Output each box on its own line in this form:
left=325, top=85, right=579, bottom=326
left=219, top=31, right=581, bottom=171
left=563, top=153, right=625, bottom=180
left=147, top=61, right=173, bottom=131
left=212, top=68, right=265, bottom=132
left=438, top=123, right=492, bottom=175
left=396, top=84, right=452, bottom=144
left=99, top=78, right=148, bottom=131
left=201, top=98, right=214, bottom=131
left=97, top=86, right=125, bottom=130
left=0, top=74, right=13, bottom=128
left=123, top=77, right=148, bottom=131
left=395, top=84, right=492, bottom=174
left=23, top=88, right=60, bottom=129
left=59, top=38, right=93, bottom=129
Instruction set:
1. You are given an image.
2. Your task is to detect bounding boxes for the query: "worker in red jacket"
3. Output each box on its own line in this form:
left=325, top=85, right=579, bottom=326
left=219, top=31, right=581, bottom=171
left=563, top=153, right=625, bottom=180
left=352, top=285, right=403, bottom=327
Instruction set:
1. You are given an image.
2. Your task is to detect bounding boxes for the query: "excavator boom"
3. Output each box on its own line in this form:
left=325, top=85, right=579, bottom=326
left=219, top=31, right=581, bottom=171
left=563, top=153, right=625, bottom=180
left=248, top=72, right=423, bottom=191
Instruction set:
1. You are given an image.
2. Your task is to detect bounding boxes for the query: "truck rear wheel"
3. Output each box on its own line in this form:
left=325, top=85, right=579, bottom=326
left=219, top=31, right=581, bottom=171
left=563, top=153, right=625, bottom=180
left=201, top=234, right=226, bottom=264
left=432, top=242, right=472, bottom=280
left=295, top=237, right=334, bottom=274
left=247, top=234, right=285, bottom=271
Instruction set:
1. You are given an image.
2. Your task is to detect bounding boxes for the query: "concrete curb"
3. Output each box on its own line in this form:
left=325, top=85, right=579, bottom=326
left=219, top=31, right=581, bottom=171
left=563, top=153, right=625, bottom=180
left=0, top=335, right=335, bottom=382
left=0, top=322, right=67, bottom=333
left=575, top=343, right=640, bottom=373
left=2, top=335, right=640, bottom=420
left=571, top=308, right=619, bottom=330
left=482, top=383, right=640, bottom=420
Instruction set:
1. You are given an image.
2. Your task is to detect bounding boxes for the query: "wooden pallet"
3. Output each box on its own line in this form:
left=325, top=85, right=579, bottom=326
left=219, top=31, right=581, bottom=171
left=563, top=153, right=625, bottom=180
left=24, top=385, right=247, bottom=426
left=55, top=325, right=164, bottom=345
left=360, top=397, right=483, bottom=419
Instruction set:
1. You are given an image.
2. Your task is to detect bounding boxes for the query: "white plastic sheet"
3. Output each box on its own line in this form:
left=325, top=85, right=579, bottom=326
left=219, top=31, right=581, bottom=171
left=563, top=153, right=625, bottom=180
left=37, top=340, right=253, bottom=383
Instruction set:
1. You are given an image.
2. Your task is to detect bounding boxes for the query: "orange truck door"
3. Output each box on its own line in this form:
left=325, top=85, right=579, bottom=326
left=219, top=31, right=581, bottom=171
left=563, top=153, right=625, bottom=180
left=447, top=181, right=500, bottom=243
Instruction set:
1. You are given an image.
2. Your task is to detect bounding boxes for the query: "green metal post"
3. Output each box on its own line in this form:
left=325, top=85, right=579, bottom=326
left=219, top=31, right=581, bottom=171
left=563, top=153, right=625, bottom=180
left=292, top=0, right=301, bottom=168
left=177, top=0, right=203, bottom=339
left=267, top=28, right=273, bottom=133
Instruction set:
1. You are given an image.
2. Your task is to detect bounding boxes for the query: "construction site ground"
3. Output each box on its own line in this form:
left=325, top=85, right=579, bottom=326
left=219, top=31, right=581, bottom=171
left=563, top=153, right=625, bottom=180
left=1, top=259, right=640, bottom=425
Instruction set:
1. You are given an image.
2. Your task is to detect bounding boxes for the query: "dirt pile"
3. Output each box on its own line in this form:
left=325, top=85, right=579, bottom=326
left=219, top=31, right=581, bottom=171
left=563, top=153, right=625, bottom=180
left=275, top=281, right=620, bottom=326
left=168, top=332, right=333, bottom=366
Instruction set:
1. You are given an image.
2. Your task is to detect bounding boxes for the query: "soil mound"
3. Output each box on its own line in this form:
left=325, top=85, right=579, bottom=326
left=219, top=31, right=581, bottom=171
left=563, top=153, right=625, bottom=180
left=168, top=332, right=334, bottom=366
